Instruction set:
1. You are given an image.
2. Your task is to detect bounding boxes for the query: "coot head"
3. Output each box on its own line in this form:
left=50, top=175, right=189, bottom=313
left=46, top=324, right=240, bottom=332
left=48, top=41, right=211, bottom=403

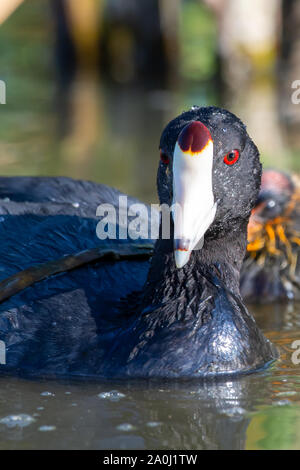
left=157, top=106, right=261, bottom=268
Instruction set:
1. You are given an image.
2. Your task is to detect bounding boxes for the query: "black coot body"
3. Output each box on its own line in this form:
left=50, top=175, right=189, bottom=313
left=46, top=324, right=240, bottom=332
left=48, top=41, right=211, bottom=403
left=0, top=107, right=277, bottom=378
left=241, top=169, right=300, bottom=303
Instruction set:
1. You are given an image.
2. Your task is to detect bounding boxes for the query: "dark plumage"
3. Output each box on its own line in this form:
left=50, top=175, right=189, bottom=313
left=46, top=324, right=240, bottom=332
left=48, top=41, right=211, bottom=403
left=0, top=107, right=277, bottom=378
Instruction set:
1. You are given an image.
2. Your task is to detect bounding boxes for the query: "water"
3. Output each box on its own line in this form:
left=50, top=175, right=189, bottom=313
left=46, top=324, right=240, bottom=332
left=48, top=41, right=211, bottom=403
left=0, top=303, right=299, bottom=450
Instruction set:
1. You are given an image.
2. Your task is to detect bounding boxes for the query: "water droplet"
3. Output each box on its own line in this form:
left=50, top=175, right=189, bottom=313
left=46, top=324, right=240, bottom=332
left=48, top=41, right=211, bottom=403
left=0, top=414, right=35, bottom=428
left=98, top=390, right=126, bottom=402
left=39, top=425, right=56, bottom=432
left=116, top=423, right=135, bottom=432
left=41, top=391, right=55, bottom=397
left=146, top=421, right=162, bottom=428
left=223, top=407, right=246, bottom=419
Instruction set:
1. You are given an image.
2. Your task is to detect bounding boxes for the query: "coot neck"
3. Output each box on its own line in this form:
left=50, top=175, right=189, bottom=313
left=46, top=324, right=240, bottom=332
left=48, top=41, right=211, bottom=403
left=142, top=218, right=248, bottom=309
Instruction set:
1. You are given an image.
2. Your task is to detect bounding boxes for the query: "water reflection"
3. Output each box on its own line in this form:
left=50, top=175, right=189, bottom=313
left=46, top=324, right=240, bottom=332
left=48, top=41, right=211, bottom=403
left=0, top=375, right=269, bottom=450
left=0, top=302, right=300, bottom=451
left=1, top=67, right=299, bottom=205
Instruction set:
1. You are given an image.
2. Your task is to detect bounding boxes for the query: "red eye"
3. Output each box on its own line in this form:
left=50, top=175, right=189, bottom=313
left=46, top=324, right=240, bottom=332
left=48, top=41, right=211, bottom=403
left=224, top=149, right=240, bottom=166
left=160, top=149, right=170, bottom=165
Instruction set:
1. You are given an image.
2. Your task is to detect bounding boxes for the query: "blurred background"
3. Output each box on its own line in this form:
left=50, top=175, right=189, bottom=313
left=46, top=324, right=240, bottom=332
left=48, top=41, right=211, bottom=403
left=0, top=0, right=299, bottom=203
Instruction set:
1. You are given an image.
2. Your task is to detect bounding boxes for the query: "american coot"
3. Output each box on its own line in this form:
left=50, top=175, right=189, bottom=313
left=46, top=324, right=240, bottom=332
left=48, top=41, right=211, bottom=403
left=0, top=106, right=277, bottom=378
left=241, top=170, right=300, bottom=303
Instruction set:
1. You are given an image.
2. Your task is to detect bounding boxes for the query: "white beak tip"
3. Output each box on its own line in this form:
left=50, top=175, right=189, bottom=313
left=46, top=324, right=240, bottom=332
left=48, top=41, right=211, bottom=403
left=174, top=250, right=191, bottom=269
